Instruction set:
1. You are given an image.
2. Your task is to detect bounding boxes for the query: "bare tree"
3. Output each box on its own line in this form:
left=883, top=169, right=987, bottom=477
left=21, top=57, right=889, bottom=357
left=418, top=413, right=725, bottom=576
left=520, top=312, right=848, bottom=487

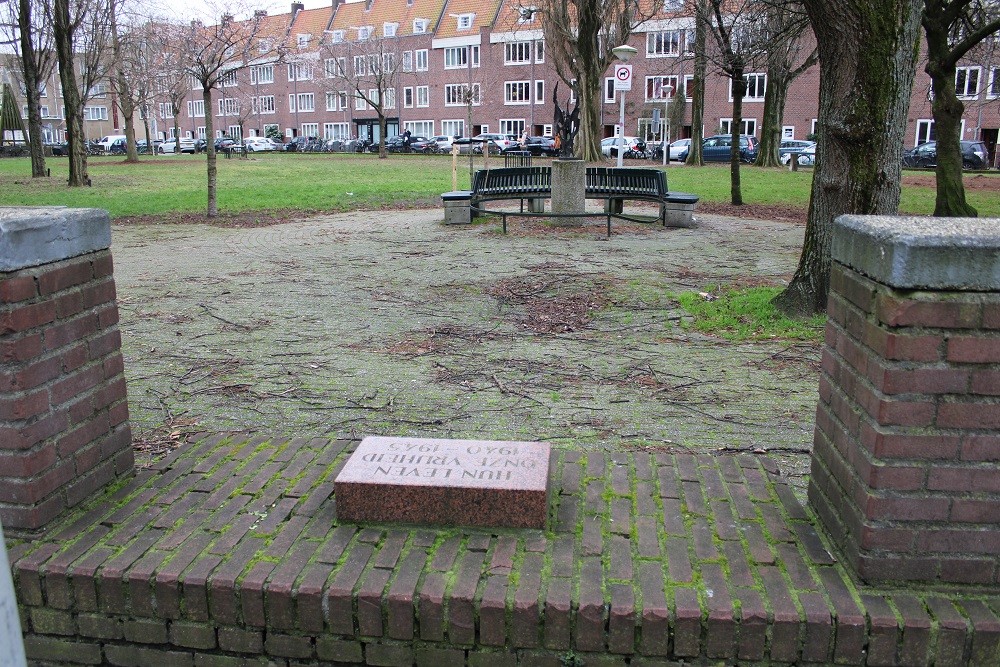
left=536, top=0, right=656, bottom=161
left=922, top=0, right=1000, bottom=216
left=704, top=0, right=773, bottom=204
left=53, top=0, right=89, bottom=185
left=685, top=0, right=710, bottom=165
left=5, top=0, right=56, bottom=176
left=774, top=0, right=923, bottom=315
left=755, top=1, right=816, bottom=167
left=150, top=23, right=190, bottom=155
left=180, top=8, right=284, bottom=215
left=322, top=31, right=401, bottom=159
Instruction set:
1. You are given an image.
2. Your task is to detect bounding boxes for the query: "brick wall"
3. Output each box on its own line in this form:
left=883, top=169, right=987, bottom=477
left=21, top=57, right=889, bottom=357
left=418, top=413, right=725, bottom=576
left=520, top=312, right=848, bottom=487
left=1, top=212, right=133, bottom=534
left=809, top=215, right=1000, bottom=586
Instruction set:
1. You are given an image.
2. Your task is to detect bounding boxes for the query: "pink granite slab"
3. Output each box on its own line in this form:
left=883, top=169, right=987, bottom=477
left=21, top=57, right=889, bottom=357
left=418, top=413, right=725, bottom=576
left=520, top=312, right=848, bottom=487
left=334, top=436, right=551, bottom=529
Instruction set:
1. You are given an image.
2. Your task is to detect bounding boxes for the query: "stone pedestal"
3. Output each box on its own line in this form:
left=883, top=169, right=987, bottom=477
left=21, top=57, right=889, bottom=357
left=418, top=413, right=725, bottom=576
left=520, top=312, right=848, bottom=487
left=335, top=436, right=550, bottom=528
left=550, top=158, right=586, bottom=225
left=441, top=190, right=472, bottom=225
left=0, top=207, right=133, bottom=535
left=809, top=214, right=1000, bottom=586
left=664, top=193, right=700, bottom=228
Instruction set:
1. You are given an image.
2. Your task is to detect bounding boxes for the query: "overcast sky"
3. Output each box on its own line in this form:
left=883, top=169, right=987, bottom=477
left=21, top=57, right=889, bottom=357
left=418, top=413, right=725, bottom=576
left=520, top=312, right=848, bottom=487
left=154, top=0, right=338, bottom=23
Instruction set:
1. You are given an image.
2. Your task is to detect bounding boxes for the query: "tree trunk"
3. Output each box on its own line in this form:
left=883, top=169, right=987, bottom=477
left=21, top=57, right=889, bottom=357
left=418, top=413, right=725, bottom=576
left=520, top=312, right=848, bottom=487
left=378, top=113, right=387, bottom=159
left=53, top=0, right=88, bottom=186
left=756, top=72, right=788, bottom=167
left=18, top=0, right=46, bottom=177
left=203, top=87, right=218, bottom=217
left=576, top=65, right=604, bottom=161
left=774, top=0, right=923, bottom=316
left=686, top=0, right=708, bottom=166
left=730, top=68, right=745, bottom=205
left=928, top=68, right=975, bottom=215
left=120, top=93, right=138, bottom=162
left=924, top=12, right=977, bottom=217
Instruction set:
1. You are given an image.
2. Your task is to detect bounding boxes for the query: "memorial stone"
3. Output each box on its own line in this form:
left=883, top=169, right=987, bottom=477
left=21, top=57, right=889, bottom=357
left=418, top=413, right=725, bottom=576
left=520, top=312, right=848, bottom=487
left=335, top=436, right=550, bottom=528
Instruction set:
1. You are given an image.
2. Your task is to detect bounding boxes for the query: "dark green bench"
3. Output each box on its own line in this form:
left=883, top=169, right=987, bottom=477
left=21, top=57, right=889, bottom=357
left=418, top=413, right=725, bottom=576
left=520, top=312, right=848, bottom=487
left=470, top=166, right=698, bottom=233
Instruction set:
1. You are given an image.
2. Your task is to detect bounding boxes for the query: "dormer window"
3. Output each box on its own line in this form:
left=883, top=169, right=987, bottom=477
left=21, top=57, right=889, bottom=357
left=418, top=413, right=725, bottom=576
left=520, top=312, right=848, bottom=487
left=357, top=26, right=372, bottom=40
left=457, top=13, right=474, bottom=30
left=413, top=18, right=429, bottom=33
left=329, top=30, right=345, bottom=43
left=258, top=38, right=272, bottom=54
left=663, top=0, right=684, bottom=9
left=517, top=6, right=537, bottom=23
left=383, top=22, right=398, bottom=37
left=297, top=33, right=310, bottom=48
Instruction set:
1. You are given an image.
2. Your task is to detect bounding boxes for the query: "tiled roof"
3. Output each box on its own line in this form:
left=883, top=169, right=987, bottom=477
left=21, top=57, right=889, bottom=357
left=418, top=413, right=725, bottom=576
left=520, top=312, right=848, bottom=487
left=287, top=7, right=335, bottom=48
left=434, top=0, right=503, bottom=39
left=330, top=0, right=449, bottom=38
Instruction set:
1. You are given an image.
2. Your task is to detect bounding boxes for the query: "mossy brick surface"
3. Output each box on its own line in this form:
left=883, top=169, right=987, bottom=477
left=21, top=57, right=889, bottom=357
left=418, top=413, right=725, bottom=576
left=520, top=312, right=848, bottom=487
left=9, top=432, right=1000, bottom=666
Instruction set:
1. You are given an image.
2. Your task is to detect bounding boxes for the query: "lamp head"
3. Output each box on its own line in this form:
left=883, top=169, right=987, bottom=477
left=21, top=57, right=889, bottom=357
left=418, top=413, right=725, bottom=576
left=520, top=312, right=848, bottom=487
left=611, top=44, right=638, bottom=62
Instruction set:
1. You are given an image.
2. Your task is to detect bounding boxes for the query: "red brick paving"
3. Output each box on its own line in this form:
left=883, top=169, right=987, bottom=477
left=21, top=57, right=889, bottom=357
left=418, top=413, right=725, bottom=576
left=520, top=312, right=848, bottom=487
left=9, top=433, right=1000, bottom=665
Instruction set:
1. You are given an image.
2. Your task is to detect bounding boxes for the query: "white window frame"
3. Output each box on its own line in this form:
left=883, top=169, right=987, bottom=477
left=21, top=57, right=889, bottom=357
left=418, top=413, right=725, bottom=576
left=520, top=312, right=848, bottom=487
left=383, top=22, right=398, bottom=37
left=442, top=119, right=464, bottom=137
left=255, top=95, right=275, bottom=114
left=457, top=13, right=474, bottom=30
left=329, top=30, right=345, bottom=43
left=647, top=30, right=682, bottom=57
left=326, top=91, right=339, bottom=111
left=415, top=49, right=429, bottom=71
left=403, top=86, right=414, bottom=108
left=416, top=85, right=429, bottom=107
left=499, top=119, right=525, bottom=136
left=645, top=75, right=678, bottom=102
left=505, top=41, right=532, bottom=65
left=445, top=83, right=479, bottom=106
left=782, top=125, right=795, bottom=139
left=956, top=66, right=981, bottom=98
left=535, top=80, right=544, bottom=105
left=604, top=77, right=616, bottom=103
left=301, top=122, right=318, bottom=138
left=402, top=51, right=413, bottom=72
left=404, top=120, right=434, bottom=137
left=250, top=64, right=274, bottom=85
left=297, top=92, right=315, bottom=112
left=444, top=46, right=480, bottom=69
left=504, top=80, right=531, bottom=105
left=187, top=100, right=205, bottom=118
left=988, top=66, right=1000, bottom=99
left=413, top=19, right=429, bottom=34
left=730, top=73, right=766, bottom=101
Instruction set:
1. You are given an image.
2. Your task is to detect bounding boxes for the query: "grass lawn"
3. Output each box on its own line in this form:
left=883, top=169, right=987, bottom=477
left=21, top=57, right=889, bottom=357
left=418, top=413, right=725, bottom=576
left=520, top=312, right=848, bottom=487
left=0, top=152, right=997, bottom=219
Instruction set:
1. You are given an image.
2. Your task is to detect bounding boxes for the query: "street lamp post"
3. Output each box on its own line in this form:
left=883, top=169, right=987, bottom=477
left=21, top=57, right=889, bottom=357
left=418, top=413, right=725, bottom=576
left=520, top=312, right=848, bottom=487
left=611, top=44, right=637, bottom=169
left=662, top=84, right=673, bottom=167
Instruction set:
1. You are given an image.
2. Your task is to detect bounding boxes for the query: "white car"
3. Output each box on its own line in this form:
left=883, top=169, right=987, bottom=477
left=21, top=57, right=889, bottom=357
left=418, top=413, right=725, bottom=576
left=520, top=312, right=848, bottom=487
left=244, top=137, right=276, bottom=152
left=781, top=144, right=816, bottom=166
left=472, top=133, right=517, bottom=153
left=668, top=138, right=691, bottom=160
left=431, top=135, right=455, bottom=151
left=600, top=136, right=642, bottom=157
left=160, top=138, right=196, bottom=154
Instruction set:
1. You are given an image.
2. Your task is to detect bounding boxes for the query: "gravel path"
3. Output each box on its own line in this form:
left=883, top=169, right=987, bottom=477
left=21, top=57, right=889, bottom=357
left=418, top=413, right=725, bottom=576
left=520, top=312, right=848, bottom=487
left=112, top=209, right=820, bottom=484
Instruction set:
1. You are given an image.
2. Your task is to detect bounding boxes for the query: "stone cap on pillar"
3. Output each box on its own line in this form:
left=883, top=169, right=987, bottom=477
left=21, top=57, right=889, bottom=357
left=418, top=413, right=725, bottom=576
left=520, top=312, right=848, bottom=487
left=0, top=206, right=111, bottom=272
left=832, top=214, right=1000, bottom=291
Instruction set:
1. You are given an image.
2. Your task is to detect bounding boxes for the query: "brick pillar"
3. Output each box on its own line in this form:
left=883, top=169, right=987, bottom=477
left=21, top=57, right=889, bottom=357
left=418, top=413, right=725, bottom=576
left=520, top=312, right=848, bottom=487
left=809, top=214, right=1000, bottom=586
left=1, top=207, right=133, bottom=535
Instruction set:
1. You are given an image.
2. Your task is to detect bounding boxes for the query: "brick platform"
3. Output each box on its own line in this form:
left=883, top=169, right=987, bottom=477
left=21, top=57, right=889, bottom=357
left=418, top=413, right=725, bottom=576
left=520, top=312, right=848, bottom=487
left=9, top=433, right=1000, bottom=666
left=1, top=207, right=133, bottom=534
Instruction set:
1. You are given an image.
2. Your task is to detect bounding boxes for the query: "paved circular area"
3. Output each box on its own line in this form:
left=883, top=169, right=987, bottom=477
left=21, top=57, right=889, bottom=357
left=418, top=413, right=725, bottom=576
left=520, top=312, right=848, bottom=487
left=112, top=209, right=819, bottom=481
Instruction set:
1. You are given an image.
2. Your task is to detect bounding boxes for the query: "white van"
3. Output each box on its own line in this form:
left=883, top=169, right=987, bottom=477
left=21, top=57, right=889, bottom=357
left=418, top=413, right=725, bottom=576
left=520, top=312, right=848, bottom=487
left=97, top=135, right=127, bottom=152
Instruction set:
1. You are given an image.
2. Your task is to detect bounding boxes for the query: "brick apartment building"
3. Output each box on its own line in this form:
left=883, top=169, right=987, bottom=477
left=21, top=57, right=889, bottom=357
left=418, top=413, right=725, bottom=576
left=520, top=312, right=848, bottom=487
left=10, top=1, right=1000, bottom=164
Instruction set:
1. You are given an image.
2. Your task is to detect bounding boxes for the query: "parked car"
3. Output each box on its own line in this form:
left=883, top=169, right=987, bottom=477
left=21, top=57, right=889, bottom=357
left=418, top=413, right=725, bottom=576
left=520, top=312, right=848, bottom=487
left=406, top=135, right=435, bottom=152
left=778, top=139, right=815, bottom=163
left=244, top=137, right=276, bottom=152
left=600, top=136, right=645, bottom=158
left=214, top=136, right=238, bottom=151
left=431, top=135, right=456, bottom=152
left=282, top=136, right=310, bottom=152
left=97, top=135, right=127, bottom=152
left=472, top=133, right=517, bottom=153
left=136, top=140, right=162, bottom=155
left=160, top=137, right=197, bottom=154
left=668, top=138, right=691, bottom=160
left=48, top=141, right=70, bottom=156
left=508, top=135, right=558, bottom=157
left=902, top=140, right=988, bottom=170
left=782, top=143, right=816, bottom=166
left=699, top=134, right=759, bottom=163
